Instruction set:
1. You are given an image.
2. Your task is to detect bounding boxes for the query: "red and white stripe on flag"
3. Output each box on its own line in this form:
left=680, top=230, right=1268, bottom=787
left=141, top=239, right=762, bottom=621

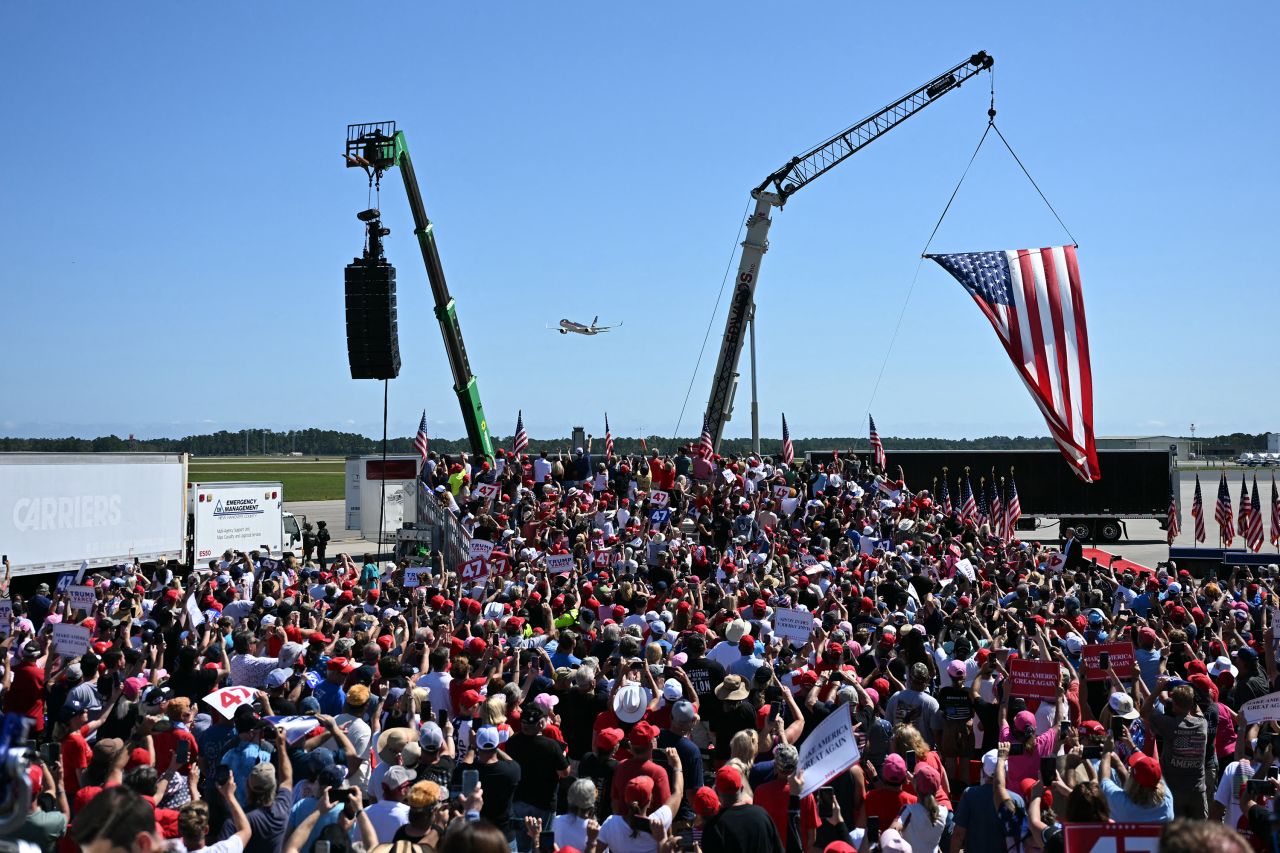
left=933, top=246, right=1098, bottom=482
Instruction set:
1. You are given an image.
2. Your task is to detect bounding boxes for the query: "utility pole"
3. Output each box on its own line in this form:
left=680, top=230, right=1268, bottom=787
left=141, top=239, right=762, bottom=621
left=1190, top=422, right=1196, bottom=460
left=244, top=430, right=248, bottom=456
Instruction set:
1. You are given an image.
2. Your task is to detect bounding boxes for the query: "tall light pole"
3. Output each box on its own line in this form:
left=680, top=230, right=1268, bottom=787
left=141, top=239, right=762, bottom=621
left=1189, top=422, right=1196, bottom=461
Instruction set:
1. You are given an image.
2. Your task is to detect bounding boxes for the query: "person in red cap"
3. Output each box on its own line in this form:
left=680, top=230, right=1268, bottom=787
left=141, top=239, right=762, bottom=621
left=700, top=765, right=782, bottom=853
left=1098, top=747, right=1173, bottom=822
left=578, top=728, right=623, bottom=820
left=597, top=748, right=685, bottom=853
left=610, top=721, right=671, bottom=815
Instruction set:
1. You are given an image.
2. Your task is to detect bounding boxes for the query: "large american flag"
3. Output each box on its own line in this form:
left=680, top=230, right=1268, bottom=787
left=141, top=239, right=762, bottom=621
left=940, top=475, right=953, bottom=515
left=698, top=416, right=714, bottom=460
left=413, top=410, right=430, bottom=462
left=1215, top=471, right=1234, bottom=546
left=976, top=477, right=990, bottom=527
left=1248, top=476, right=1265, bottom=553
left=929, top=247, right=1099, bottom=482
left=512, top=410, right=528, bottom=457
left=1238, top=473, right=1252, bottom=537
left=604, top=414, right=614, bottom=460
left=781, top=413, right=794, bottom=465
left=1166, top=486, right=1181, bottom=546
left=869, top=415, right=886, bottom=470
left=1006, top=472, right=1022, bottom=537
left=960, top=471, right=977, bottom=522
left=1191, top=474, right=1206, bottom=544
left=1271, top=473, right=1280, bottom=548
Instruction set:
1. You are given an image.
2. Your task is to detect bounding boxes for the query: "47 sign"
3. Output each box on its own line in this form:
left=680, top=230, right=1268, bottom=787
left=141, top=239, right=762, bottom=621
left=1063, top=823, right=1161, bottom=853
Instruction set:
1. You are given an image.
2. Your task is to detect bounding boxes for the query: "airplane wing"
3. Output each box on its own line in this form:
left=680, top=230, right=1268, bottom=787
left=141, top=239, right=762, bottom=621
left=595, top=320, right=623, bottom=331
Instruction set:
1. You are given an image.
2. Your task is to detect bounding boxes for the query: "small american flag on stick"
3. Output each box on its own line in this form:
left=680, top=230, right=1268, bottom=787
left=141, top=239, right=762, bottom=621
left=781, top=414, right=794, bottom=465
left=414, top=410, right=429, bottom=462
left=1166, top=486, right=1181, bottom=546
left=512, top=411, right=528, bottom=457
left=868, top=415, right=886, bottom=470
left=1191, top=474, right=1206, bottom=544
left=1215, top=471, right=1234, bottom=546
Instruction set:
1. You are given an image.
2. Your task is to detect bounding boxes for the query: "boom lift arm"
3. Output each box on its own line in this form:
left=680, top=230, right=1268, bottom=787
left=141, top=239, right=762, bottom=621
left=701, top=52, right=994, bottom=452
left=347, top=122, right=495, bottom=461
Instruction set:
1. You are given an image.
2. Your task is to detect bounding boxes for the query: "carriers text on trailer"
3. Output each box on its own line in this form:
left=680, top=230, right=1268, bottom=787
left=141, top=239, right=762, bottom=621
left=0, top=452, right=188, bottom=580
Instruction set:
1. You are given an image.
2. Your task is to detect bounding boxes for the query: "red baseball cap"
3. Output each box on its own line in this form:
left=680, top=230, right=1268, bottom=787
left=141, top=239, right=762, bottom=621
left=628, top=721, right=659, bottom=745
left=594, top=728, right=624, bottom=751
left=714, top=765, right=743, bottom=795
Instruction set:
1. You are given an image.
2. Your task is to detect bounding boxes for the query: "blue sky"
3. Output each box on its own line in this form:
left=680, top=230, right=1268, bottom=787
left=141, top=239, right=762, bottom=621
left=2, top=4, right=1276, bottom=441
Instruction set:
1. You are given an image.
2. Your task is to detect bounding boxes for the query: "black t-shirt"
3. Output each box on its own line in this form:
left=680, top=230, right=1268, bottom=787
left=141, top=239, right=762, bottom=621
left=577, top=752, right=619, bottom=819
left=416, top=755, right=456, bottom=789
left=938, top=686, right=974, bottom=722
left=682, top=656, right=726, bottom=706
left=711, top=700, right=757, bottom=762
left=701, top=804, right=784, bottom=853
left=559, top=689, right=608, bottom=761
left=504, top=732, right=569, bottom=810
left=451, top=759, right=521, bottom=833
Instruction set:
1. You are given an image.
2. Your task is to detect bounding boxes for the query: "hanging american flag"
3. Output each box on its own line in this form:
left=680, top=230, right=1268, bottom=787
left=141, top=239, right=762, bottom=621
left=698, top=416, right=714, bottom=460
left=1271, top=473, right=1280, bottom=548
left=1191, top=474, right=1206, bottom=544
left=869, top=415, right=886, bottom=470
left=781, top=413, right=795, bottom=465
left=1006, top=471, right=1022, bottom=537
left=960, top=471, right=977, bottom=522
left=940, top=475, right=953, bottom=515
left=1166, top=486, right=1181, bottom=546
left=604, top=414, right=614, bottom=460
left=989, top=474, right=1004, bottom=539
left=1249, top=476, right=1265, bottom=553
left=413, top=410, right=430, bottom=462
left=928, top=247, right=1099, bottom=482
left=512, top=410, right=528, bottom=457
left=1238, top=473, right=1252, bottom=537
left=976, top=477, right=989, bottom=527
left=1215, top=471, right=1234, bottom=546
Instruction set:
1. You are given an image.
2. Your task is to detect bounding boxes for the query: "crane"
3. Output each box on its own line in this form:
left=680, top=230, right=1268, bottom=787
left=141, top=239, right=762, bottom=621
left=346, top=122, right=496, bottom=461
left=701, top=52, right=994, bottom=453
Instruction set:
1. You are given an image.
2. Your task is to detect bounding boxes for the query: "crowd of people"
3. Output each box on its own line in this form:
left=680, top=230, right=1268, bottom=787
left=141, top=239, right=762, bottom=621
left=1, top=442, right=1276, bottom=853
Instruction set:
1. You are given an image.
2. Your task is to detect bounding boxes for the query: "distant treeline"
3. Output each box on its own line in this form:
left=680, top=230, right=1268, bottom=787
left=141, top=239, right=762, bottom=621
left=0, top=429, right=1272, bottom=458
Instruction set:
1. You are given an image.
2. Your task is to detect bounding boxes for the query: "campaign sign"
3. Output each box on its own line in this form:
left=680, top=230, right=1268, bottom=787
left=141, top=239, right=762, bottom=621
left=799, top=553, right=818, bottom=568
left=1082, top=642, right=1136, bottom=681
left=772, top=607, right=815, bottom=645
left=772, top=485, right=790, bottom=501
left=185, top=594, right=206, bottom=626
left=1242, top=690, right=1280, bottom=725
left=592, top=549, right=614, bottom=569
left=403, top=567, right=425, bottom=588
left=67, top=585, right=95, bottom=614
left=458, top=557, right=491, bottom=583
left=0, top=599, right=12, bottom=633
left=650, top=509, right=671, bottom=528
left=796, top=703, right=860, bottom=797
left=53, top=623, right=91, bottom=658
left=469, top=539, right=495, bottom=560
left=859, top=537, right=891, bottom=556
left=263, top=715, right=320, bottom=744
left=546, top=553, right=575, bottom=575
left=1009, top=659, right=1061, bottom=701
left=954, top=558, right=977, bottom=582
left=473, top=483, right=500, bottom=501
left=650, top=491, right=670, bottom=508
left=205, top=686, right=257, bottom=719
left=1062, top=822, right=1161, bottom=852
left=487, top=552, right=511, bottom=576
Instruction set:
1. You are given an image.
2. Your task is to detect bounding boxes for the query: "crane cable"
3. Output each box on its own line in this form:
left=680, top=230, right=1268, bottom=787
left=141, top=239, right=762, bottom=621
left=671, top=199, right=752, bottom=441
left=865, top=71, right=1077, bottom=414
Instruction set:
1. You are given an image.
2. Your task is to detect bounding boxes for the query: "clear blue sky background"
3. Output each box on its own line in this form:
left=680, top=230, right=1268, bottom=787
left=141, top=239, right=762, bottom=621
left=2, top=3, right=1276, bottom=441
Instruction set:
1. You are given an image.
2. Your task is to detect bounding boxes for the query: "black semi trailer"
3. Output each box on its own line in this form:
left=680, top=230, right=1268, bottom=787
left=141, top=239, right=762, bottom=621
left=805, top=448, right=1174, bottom=543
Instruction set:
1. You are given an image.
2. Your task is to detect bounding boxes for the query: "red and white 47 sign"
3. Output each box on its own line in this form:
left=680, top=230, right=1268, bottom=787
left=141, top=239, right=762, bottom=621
left=205, top=686, right=257, bottom=719
left=1063, top=823, right=1161, bottom=853
left=459, top=557, right=492, bottom=582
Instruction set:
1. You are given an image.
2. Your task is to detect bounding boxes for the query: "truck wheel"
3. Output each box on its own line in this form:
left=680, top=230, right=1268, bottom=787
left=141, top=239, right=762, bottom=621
left=1100, top=519, right=1123, bottom=542
left=1071, top=520, right=1093, bottom=542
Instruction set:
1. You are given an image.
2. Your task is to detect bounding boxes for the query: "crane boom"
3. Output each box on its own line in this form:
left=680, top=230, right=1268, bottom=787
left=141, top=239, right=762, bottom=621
left=347, top=122, right=495, bottom=461
left=701, top=53, right=993, bottom=451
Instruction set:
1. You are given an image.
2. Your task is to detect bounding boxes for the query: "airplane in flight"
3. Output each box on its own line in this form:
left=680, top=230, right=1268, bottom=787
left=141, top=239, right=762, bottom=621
left=551, top=316, right=622, bottom=336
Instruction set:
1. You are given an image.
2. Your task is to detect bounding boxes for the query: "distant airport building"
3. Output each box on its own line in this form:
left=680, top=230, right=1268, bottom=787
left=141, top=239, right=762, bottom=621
left=1097, top=435, right=1189, bottom=459
left=1269, top=433, right=1280, bottom=453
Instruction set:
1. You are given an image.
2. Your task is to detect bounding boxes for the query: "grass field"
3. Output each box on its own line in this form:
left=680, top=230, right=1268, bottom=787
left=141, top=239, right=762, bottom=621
left=188, top=457, right=345, bottom=501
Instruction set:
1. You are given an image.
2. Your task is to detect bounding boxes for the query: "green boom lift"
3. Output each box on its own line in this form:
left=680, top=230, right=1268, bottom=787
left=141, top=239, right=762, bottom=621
left=346, top=122, right=495, bottom=461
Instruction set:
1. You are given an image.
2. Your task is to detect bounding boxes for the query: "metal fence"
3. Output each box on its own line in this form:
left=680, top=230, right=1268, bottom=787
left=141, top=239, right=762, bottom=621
left=416, top=481, right=471, bottom=573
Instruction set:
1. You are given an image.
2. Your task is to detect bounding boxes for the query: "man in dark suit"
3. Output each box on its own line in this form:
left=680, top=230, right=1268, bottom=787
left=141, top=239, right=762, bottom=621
left=1062, top=526, right=1086, bottom=572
